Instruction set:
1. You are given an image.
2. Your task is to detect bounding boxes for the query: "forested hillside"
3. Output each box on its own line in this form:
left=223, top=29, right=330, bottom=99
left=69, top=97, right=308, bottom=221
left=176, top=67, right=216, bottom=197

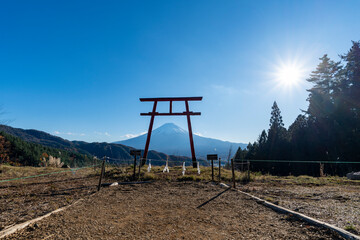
left=0, top=125, right=85, bottom=153
left=235, top=41, right=360, bottom=176
left=0, top=131, right=92, bottom=167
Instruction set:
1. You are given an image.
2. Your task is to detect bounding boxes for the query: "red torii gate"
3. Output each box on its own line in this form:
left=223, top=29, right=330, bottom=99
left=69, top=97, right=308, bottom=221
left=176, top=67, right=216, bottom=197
left=140, top=97, right=202, bottom=168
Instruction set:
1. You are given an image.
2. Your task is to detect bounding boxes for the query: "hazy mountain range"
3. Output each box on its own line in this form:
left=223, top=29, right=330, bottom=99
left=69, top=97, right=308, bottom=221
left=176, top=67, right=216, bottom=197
left=0, top=123, right=246, bottom=166
left=115, top=123, right=247, bottom=159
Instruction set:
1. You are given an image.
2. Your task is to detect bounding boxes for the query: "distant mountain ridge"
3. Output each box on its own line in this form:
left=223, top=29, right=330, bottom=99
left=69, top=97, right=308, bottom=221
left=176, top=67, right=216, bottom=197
left=0, top=125, right=75, bottom=150
left=115, top=123, right=247, bottom=159
left=0, top=125, right=191, bottom=165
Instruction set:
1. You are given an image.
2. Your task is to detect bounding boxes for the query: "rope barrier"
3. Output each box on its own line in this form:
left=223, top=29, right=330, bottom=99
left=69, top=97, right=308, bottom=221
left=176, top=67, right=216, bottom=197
left=106, top=157, right=209, bottom=164
left=234, top=159, right=360, bottom=164
left=106, top=157, right=360, bottom=165
left=104, top=157, right=360, bottom=168
left=0, top=164, right=101, bottom=183
left=234, top=162, right=249, bottom=165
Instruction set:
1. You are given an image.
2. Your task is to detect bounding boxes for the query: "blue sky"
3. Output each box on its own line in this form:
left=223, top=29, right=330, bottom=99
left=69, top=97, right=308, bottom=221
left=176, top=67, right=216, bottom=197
left=1, top=0, right=359, bottom=143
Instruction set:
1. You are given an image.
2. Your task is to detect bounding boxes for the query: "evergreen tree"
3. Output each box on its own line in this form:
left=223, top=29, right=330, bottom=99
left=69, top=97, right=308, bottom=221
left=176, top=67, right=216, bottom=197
left=307, top=54, right=343, bottom=96
left=288, top=114, right=309, bottom=160
left=305, top=54, right=341, bottom=160
left=245, top=142, right=257, bottom=159
left=258, top=130, right=268, bottom=147
left=341, top=41, right=360, bottom=111
left=269, top=101, right=284, bottom=129
left=256, top=130, right=268, bottom=159
left=340, top=41, right=360, bottom=160
left=306, top=54, right=341, bottom=121
left=267, top=101, right=289, bottom=160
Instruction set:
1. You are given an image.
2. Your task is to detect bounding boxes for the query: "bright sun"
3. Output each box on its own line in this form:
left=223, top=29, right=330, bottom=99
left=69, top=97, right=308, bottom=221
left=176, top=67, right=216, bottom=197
left=277, top=65, right=301, bottom=86
left=274, top=63, right=304, bottom=90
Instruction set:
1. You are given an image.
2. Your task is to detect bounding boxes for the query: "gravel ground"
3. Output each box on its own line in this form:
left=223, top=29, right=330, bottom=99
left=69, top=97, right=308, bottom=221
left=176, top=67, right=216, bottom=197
left=242, top=181, right=360, bottom=235
left=3, top=181, right=344, bottom=240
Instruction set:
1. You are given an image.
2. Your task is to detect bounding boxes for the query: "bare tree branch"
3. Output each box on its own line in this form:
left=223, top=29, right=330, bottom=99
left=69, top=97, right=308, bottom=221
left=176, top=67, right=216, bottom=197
left=0, top=104, right=12, bottom=125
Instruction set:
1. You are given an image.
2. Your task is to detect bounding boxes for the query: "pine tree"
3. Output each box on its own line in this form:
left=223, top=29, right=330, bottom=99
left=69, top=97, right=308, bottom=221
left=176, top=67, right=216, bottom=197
left=288, top=114, right=309, bottom=160
left=340, top=41, right=360, bottom=160
left=307, top=54, right=343, bottom=96
left=341, top=41, right=360, bottom=115
left=267, top=101, right=289, bottom=160
left=269, top=101, right=284, bottom=129
left=255, top=130, right=268, bottom=159
left=258, top=130, right=268, bottom=147
left=306, top=54, right=342, bottom=121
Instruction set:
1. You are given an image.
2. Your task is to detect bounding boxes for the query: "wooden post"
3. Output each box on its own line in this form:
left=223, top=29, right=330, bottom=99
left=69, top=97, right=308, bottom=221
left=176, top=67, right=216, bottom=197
left=130, top=150, right=141, bottom=179
left=97, top=157, right=106, bottom=191
left=218, top=157, right=221, bottom=182
left=231, top=158, right=235, bottom=188
left=247, top=161, right=250, bottom=182
left=133, top=155, right=137, bottom=178
left=320, top=162, right=324, bottom=177
left=211, top=159, right=214, bottom=182
left=138, top=158, right=142, bottom=180
left=207, top=154, right=217, bottom=182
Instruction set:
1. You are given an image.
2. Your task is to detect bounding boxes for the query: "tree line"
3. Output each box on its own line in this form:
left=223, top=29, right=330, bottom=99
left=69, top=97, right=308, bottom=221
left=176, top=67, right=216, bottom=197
left=235, top=41, right=360, bottom=176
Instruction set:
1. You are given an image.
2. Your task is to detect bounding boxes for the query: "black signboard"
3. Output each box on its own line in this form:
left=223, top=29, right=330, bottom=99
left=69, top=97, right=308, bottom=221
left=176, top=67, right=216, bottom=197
left=207, top=154, right=218, bottom=160
left=130, top=150, right=142, bottom=156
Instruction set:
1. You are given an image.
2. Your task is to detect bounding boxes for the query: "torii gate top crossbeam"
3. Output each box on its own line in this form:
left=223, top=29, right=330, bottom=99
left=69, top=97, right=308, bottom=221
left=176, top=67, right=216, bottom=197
left=140, top=97, right=202, bottom=102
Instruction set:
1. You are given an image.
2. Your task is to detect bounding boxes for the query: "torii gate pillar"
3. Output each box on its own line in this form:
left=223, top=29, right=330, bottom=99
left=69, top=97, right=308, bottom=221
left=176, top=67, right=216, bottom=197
left=140, top=97, right=202, bottom=168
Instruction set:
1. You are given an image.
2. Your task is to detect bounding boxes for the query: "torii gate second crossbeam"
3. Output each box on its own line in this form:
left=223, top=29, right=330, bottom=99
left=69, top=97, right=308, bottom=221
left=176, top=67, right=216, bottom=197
left=140, top=97, right=202, bottom=168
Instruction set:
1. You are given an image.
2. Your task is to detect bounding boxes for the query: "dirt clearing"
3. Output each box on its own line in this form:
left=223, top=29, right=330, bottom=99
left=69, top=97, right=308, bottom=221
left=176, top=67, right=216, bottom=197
left=241, top=177, right=360, bottom=235
left=3, top=181, right=344, bottom=239
left=0, top=167, right=99, bottom=231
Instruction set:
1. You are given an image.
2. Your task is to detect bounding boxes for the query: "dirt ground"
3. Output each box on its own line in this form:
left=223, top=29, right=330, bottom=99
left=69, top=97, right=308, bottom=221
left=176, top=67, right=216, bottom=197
left=2, top=181, right=345, bottom=240
left=0, top=168, right=99, bottom=231
left=242, top=179, right=360, bottom=235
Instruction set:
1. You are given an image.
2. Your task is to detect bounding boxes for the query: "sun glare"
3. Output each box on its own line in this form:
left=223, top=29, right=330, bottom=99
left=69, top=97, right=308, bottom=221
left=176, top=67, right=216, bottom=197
left=271, top=61, right=306, bottom=92
left=277, top=65, right=301, bottom=86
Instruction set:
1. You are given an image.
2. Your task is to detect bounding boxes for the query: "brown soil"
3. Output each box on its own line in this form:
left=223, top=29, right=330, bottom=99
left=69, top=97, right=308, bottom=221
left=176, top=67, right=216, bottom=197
left=0, top=169, right=99, bottom=231
left=242, top=181, right=360, bottom=235
left=2, top=181, right=344, bottom=240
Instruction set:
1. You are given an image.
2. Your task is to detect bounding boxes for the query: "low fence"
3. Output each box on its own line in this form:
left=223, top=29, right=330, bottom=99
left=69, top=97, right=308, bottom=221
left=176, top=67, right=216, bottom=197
left=2, top=157, right=359, bottom=190
left=105, top=157, right=210, bottom=167
left=234, top=159, right=360, bottom=177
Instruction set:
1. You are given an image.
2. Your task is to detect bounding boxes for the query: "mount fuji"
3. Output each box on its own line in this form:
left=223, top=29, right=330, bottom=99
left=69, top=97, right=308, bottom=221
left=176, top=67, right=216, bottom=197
left=114, top=123, right=247, bottom=159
